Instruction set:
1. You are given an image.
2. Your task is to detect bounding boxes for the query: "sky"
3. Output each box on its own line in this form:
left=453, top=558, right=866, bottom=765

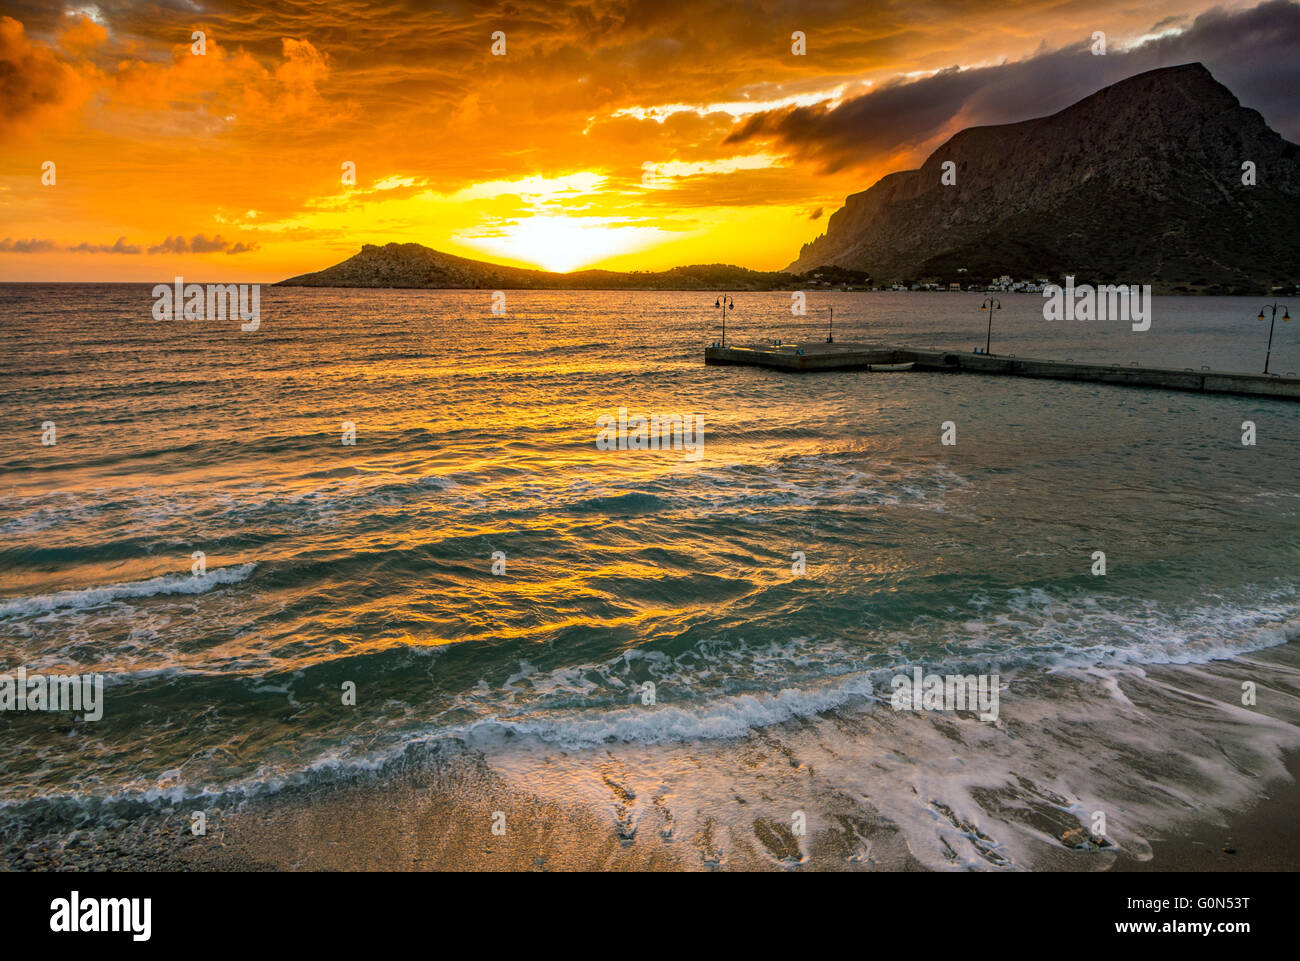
left=2, top=0, right=1299, bottom=282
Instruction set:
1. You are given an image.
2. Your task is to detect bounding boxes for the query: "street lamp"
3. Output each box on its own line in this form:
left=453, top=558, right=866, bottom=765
left=980, top=297, right=1001, bottom=354
left=826, top=306, right=834, bottom=344
left=1256, top=302, right=1291, bottom=375
left=715, top=294, right=734, bottom=346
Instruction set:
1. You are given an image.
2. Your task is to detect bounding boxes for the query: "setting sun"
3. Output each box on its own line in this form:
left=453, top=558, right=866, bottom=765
left=458, top=214, right=666, bottom=273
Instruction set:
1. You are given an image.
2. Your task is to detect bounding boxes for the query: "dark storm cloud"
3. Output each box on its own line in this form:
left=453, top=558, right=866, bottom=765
left=725, top=0, right=1300, bottom=173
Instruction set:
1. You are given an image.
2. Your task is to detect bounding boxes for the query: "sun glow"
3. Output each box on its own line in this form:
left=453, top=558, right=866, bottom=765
left=458, top=215, right=663, bottom=273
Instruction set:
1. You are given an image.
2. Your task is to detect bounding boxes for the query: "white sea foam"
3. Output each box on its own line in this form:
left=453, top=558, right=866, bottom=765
left=0, top=563, right=257, bottom=619
left=476, top=646, right=1300, bottom=871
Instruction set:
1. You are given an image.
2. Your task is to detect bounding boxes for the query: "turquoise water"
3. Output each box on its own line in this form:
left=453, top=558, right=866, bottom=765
left=1, top=285, right=1298, bottom=865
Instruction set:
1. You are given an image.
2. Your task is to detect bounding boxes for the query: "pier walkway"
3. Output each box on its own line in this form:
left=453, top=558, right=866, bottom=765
left=703, top=342, right=1300, bottom=401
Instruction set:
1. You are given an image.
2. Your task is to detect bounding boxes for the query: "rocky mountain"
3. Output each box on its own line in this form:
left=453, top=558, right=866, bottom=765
left=788, top=63, right=1300, bottom=291
left=277, top=242, right=811, bottom=290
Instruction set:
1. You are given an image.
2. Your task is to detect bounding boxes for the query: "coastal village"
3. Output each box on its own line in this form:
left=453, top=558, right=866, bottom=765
left=808, top=271, right=1051, bottom=292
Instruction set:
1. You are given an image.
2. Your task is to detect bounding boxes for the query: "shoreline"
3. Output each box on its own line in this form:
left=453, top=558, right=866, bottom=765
left=5, top=639, right=1299, bottom=873
left=6, top=748, right=1297, bottom=873
left=1108, top=751, right=1300, bottom=872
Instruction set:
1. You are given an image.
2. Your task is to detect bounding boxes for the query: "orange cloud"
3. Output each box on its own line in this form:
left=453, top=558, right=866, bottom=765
left=109, top=33, right=335, bottom=124
left=1, top=0, right=1295, bottom=283
left=57, top=13, right=108, bottom=58
left=0, top=16, right=97, bottom=141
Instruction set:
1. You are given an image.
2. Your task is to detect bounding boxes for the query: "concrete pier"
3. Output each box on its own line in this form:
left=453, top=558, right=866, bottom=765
left=703, top=342, right=1300, bottom=401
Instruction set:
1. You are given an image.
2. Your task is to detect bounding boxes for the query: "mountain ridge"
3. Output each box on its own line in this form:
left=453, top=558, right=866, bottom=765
left=279, top=64, right=1299, bottom=294
left=275, top=242, right=838, bottom=290
left=787, top=62, right=1300, bottom=288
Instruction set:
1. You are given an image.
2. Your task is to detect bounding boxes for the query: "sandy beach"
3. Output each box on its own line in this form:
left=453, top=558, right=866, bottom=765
left=7, top=640, right=1298, bottom=873
left=7, top=749, right=1297, bottom=873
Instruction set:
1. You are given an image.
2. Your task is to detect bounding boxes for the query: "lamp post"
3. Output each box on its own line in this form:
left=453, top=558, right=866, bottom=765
left=715, top=294, right=734, bottom=346
left=980, top=297, right=1001, bottom=354
left=1257, top=302, right=1291, bottom=375
left=826, top=306, right=834, bottom=344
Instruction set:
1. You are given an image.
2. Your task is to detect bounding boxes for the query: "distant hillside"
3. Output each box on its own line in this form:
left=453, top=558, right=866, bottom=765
left=276, top=242, right=819, bottom=290
left=789, top=63, right=1300, bottom=292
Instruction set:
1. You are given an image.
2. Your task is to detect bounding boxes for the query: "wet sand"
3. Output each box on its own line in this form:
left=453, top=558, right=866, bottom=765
left=6, top=648, right=1299, bottom=873
left=1108, top=752, right=1300, bottom=872
left=8, top=743, right=1294, bottom=873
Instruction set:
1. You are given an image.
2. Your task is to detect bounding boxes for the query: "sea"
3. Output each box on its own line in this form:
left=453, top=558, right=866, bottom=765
left=1, top=284, right=1298, bottom=869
